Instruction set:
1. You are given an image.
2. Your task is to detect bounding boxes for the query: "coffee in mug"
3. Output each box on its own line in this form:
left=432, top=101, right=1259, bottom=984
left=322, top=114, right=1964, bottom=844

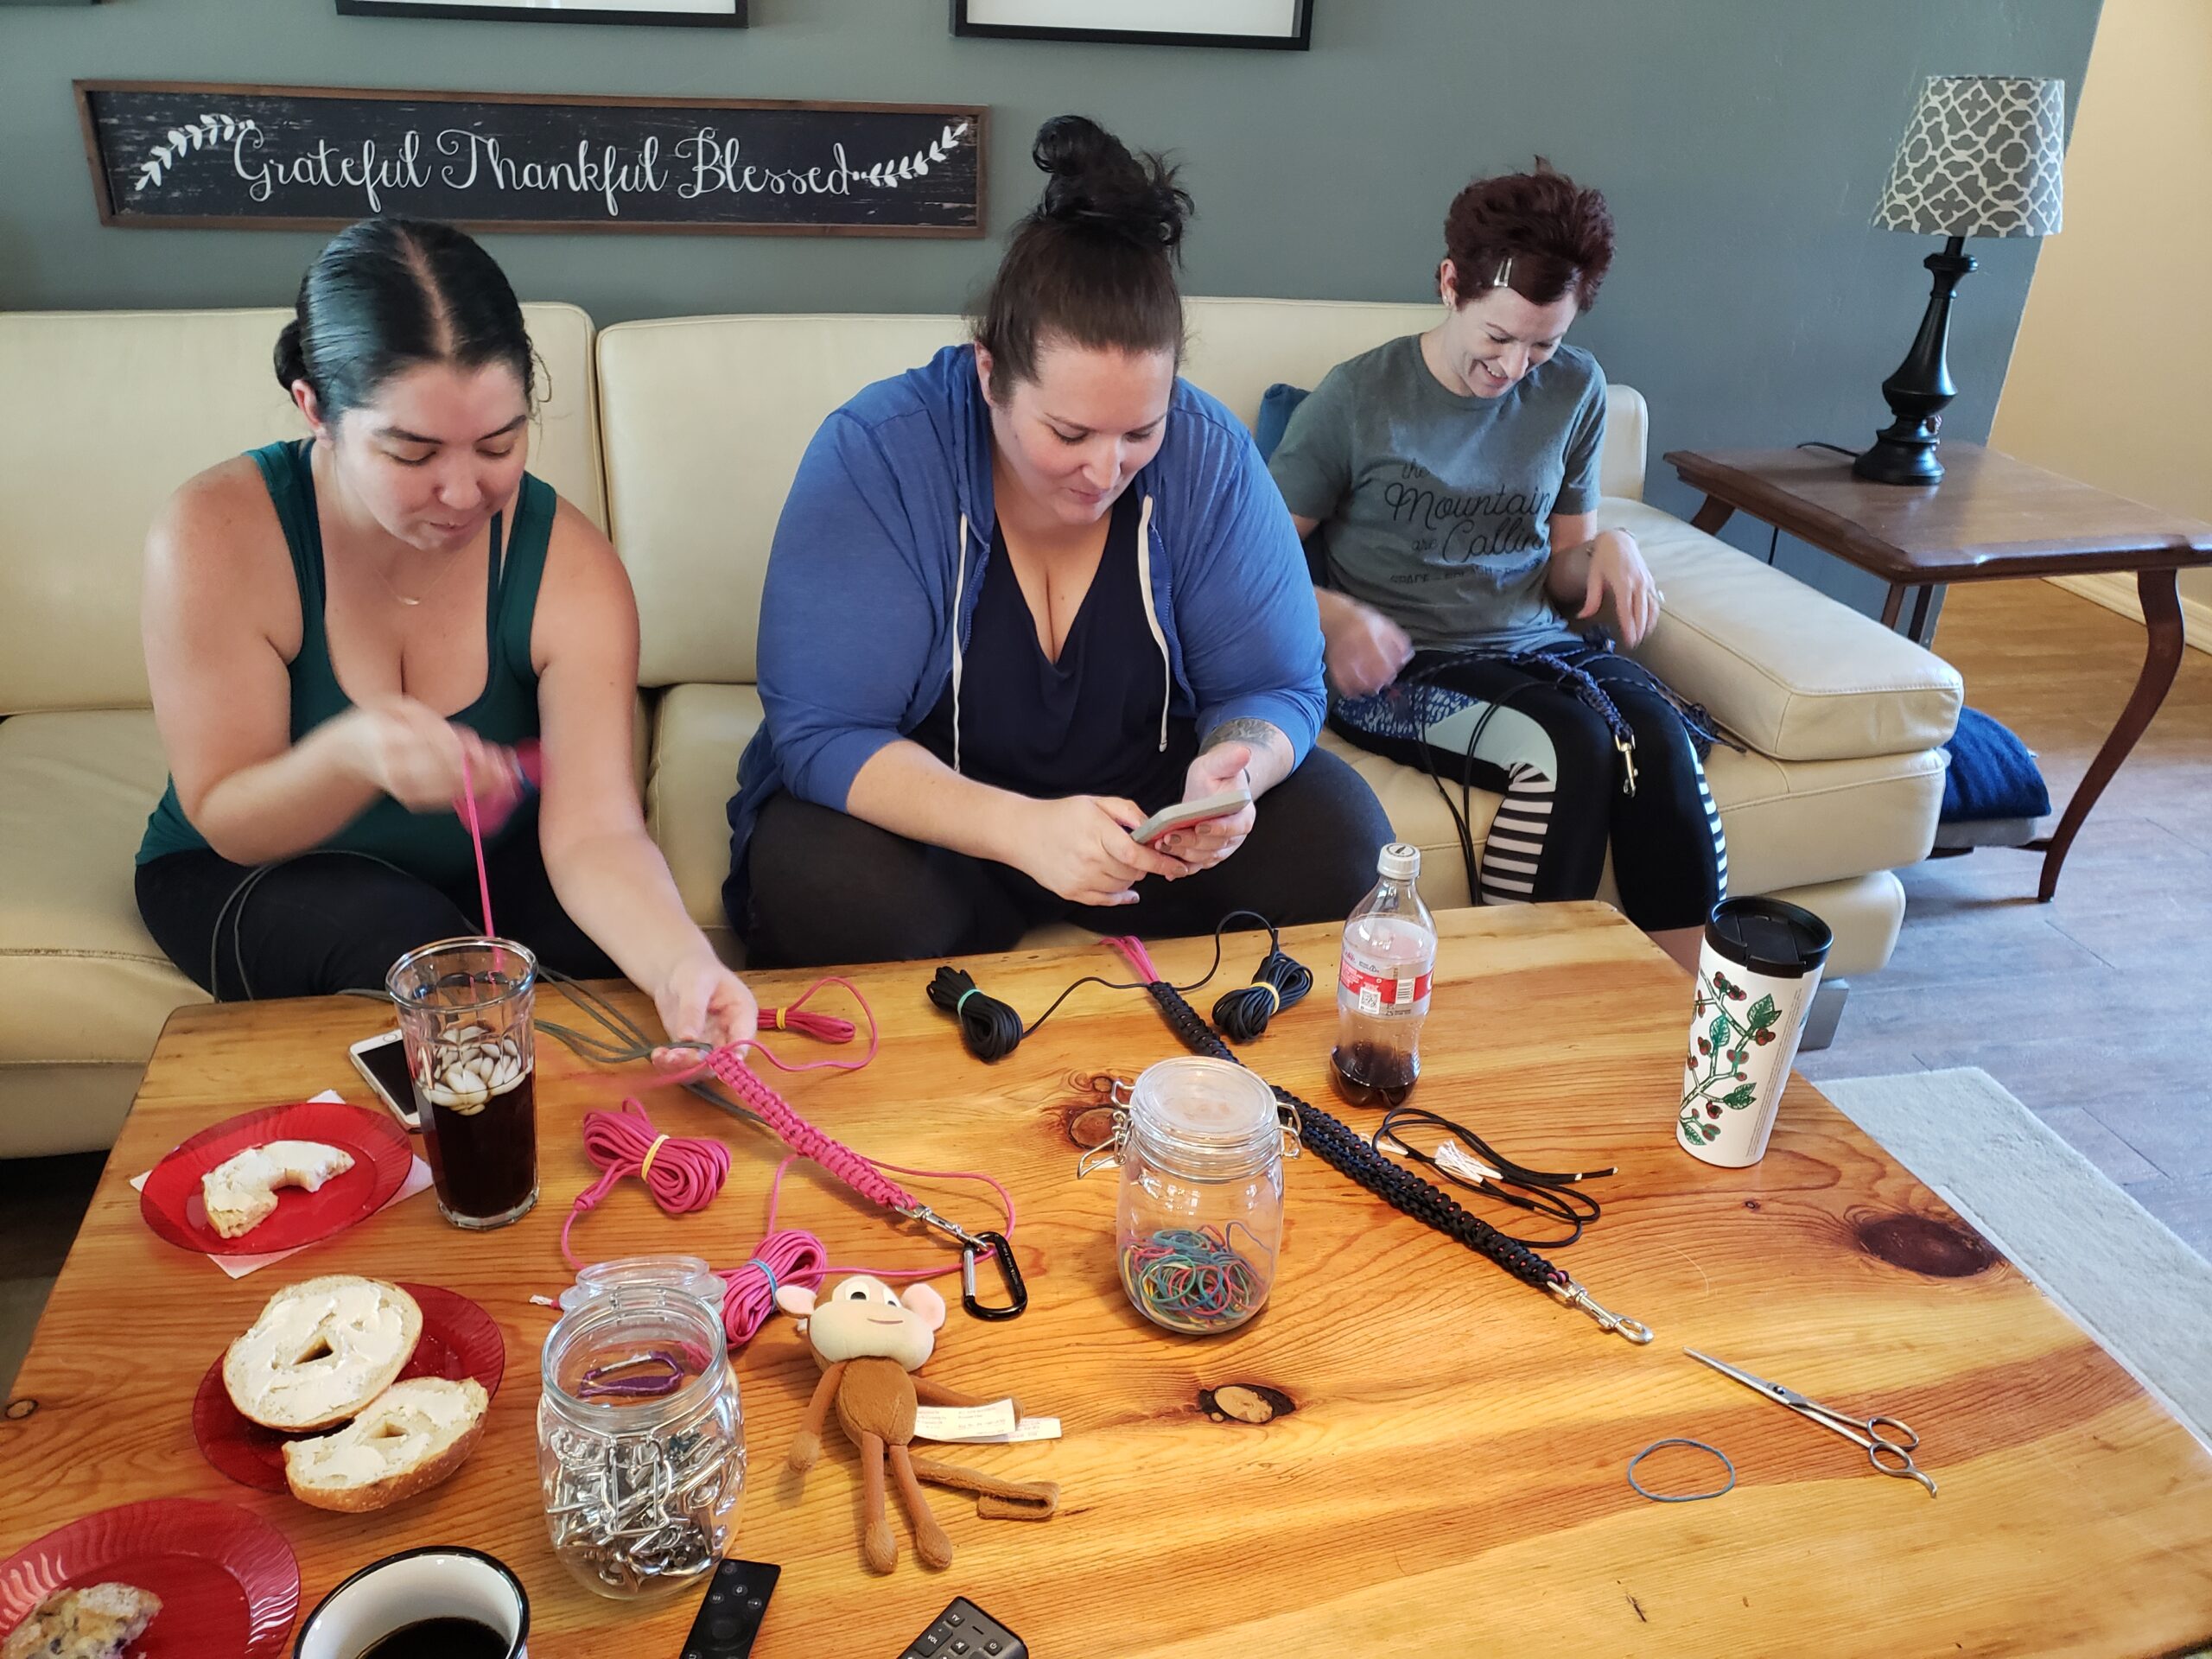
left=293, top=1546, right=528, bottom=1659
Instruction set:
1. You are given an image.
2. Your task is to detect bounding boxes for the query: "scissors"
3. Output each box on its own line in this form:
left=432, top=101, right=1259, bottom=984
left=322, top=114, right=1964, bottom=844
left=1687, top=1349, right=1937, bottom=1497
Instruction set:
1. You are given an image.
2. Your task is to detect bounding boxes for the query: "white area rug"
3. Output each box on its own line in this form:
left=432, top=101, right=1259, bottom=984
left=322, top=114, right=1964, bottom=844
left=1820, top=1066, right=2212, bottom=1446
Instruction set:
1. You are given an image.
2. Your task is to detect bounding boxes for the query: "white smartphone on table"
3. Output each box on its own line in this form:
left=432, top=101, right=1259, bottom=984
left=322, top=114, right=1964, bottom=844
left=348, top=1028, right=422, bottom=1132
left=1130, top=786, right=1254, bottom=847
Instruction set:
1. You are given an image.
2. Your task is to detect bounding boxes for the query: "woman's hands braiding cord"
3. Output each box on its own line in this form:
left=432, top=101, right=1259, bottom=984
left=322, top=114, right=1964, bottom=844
left=1567, top=528, right=1662, bottom=648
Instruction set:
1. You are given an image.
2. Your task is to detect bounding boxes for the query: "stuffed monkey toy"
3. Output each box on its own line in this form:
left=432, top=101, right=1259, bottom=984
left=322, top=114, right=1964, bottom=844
left=776, top=1274, right=1058, bottom=1573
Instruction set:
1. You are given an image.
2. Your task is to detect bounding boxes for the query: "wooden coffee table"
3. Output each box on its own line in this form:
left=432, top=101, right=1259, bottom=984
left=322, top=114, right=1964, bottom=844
left=5, top=906, right=2209, bottom=1656
left=1667, top=443, right=2212, bottom=902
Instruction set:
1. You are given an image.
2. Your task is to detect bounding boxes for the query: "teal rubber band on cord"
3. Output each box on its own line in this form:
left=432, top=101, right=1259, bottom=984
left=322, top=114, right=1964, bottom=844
left=956, top=988, right=980, bottom=1014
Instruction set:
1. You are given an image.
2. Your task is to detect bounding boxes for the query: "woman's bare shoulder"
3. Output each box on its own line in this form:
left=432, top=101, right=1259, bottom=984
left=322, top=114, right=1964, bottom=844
left=144, top=453, right=296, bottom=636
left=149, top=454, right=289, bottom=575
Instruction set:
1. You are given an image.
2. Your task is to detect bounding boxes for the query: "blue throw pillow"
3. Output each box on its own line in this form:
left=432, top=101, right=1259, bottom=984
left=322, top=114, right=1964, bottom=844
left=1940, top=706, right=2052, bottom=823
left=1255, top=382, right=1310, bottom=462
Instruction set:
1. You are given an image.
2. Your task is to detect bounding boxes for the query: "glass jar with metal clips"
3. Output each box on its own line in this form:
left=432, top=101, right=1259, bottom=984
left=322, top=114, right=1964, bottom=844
left=538, top=1283, right=745, bottom=1600
left=1081, top=1057, right=1294, bottom=1337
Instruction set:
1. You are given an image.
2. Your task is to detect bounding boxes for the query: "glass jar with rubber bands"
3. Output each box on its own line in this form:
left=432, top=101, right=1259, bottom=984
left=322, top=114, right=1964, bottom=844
left=1083, top=1057, right=1295, bottom=1337
left=538, top=1283, right=745, bottom=1600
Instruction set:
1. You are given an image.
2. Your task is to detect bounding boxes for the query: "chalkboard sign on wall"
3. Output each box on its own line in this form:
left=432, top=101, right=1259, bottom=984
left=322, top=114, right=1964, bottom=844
left=75, top=82, right=987, bottom=236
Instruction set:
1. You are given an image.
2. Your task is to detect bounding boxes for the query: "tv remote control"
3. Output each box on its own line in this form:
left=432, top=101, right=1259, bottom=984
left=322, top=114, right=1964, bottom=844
left=678, top=1558, right=780, bottom=1658
left=897, top=1596, right=1027, bottom=1659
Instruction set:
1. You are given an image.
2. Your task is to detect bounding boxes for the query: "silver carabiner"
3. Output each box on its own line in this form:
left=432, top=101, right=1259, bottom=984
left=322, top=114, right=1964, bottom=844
left=902, top=1202, right=988, bottom=1252
left=1548, top=1275, right=1654, bottom=1344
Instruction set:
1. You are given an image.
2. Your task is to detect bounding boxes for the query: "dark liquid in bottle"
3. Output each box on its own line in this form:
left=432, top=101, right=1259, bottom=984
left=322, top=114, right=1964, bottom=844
left=1330, top=1042, right=1419, bottom=1109
left=416, top=1071, right=537, bottom=1225
left=356, top=1617, right=509, bottom=1659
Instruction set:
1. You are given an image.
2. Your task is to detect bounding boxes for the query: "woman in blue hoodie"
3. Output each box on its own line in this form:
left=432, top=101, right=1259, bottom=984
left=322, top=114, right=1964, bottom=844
left=726, top=117, right=1391, bottom=966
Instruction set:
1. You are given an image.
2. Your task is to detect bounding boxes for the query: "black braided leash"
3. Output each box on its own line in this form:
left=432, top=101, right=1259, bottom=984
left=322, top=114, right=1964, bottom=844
left=1130, top=970, right=1654, bottom=1343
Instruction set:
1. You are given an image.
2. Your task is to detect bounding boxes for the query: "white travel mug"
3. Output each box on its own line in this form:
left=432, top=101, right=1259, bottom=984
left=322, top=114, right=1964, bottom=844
left=1676, top=898, right=1834, bottom=1167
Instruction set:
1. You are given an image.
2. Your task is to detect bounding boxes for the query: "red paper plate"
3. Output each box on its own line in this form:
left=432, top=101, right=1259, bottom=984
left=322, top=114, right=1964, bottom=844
left=0, top=1497, right=300, bottom=1658
left=192, top=1283, right=506, bottom=1494
left=141, top=1101, right=413, bottom=1256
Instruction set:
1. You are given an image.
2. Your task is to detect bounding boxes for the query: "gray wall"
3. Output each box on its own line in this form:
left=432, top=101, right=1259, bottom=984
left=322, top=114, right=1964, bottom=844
left=1, top=0, right=2101, bottom=611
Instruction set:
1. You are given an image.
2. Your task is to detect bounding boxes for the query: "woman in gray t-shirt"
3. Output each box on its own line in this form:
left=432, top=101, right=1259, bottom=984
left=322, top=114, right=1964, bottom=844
left=1269, top=163, right=1727, bottom=945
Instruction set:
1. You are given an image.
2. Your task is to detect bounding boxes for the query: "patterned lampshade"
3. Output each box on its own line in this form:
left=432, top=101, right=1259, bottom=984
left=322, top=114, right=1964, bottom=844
left=1872, top=75, right=2065, bottom=238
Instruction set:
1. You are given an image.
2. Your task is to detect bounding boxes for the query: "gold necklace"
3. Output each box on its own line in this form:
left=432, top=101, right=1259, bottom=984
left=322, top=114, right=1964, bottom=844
left=372, top=546, right=469, bottom=607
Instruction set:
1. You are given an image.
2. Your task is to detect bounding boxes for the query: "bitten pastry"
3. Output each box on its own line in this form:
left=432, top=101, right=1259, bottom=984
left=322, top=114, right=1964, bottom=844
left=1, top=1582, right=162, bottom=1659
left=283, top=1376, right=489, bottom=1512
left=200, top=1139, right=355, bottom=1238
left=223, top=1274, right=422, bottom=1432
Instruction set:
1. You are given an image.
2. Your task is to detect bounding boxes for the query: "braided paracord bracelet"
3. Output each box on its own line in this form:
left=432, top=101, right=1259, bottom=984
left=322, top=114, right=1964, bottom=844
left=1130, top=973, right=1653, bottom=1343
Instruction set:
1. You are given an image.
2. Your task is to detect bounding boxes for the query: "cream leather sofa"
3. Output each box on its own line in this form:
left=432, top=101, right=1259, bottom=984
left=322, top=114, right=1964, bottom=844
left=0, top=297, right=1960, bottom=1158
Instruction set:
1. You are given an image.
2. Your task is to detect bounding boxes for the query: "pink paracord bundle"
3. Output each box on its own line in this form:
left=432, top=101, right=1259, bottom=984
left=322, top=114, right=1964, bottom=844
left=753, top=981, right=857, bottom=1044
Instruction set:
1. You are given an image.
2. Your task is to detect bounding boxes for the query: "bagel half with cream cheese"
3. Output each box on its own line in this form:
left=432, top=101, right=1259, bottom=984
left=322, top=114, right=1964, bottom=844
left=200, top=1139, right=355, bottom=1238
left=283, top=1376, right=489, bottom=1512
left=223, top=1274, right=422, bottom=1432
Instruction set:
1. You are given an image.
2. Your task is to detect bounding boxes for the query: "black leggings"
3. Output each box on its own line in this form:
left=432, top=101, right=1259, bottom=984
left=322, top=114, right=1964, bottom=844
left=1331, top=646, right=1727, bottom=933
left=136, top=810, right=618, bottom=1001
left=739, top=747, right=1394, bottom=969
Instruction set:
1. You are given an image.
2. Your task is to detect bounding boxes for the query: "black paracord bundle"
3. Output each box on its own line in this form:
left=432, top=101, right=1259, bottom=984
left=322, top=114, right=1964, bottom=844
left=1103, top=934, right=1653, bottom=1344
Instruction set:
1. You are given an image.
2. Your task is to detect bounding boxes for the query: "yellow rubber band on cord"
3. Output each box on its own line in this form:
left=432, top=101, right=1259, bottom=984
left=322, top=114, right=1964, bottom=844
left=639, top=1134, right=671, bottom=1182
left=769, top=1006, right=784, bottom=1031
left=1248, top=981, right=1281, bottom=1013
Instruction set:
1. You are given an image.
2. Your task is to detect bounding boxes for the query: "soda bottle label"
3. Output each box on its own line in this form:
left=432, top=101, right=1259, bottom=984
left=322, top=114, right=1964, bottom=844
left=1338, top=956, right=1432, bottom=1017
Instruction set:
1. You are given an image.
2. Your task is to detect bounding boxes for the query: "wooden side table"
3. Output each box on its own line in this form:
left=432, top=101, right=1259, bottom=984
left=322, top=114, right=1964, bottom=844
left=1665, top=443, right=2212, bottom=901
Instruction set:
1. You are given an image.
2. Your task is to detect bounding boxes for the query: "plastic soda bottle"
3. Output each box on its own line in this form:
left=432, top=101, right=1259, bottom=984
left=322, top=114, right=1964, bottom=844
left=1330, top=842, right=1435, bottom=1107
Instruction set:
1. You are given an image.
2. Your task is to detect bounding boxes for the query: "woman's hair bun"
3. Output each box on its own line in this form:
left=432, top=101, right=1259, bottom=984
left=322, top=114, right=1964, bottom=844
left=1031, top=114, right=1190, bottom=253
left=272, top=316, right=310, bottom=394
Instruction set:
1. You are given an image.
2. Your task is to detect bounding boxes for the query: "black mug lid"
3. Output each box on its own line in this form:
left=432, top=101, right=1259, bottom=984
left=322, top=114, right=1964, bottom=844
left=1704, top=897, right=1833, bottom=978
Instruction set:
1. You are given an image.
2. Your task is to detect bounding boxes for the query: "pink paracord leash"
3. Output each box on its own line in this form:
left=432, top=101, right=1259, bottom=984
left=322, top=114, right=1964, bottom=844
left=457, top=747, right=1008, bottom=1348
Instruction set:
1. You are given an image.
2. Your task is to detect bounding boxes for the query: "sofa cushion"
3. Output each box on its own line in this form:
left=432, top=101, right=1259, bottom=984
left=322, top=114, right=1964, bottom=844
left=1605, top=499, right=1962, bottom=763
left=1762, top=871, right=1903, bottom=981
left=646, top=683, right=766, bottom=950
left=599, top=315, right=969, bottom=689
left=0, top=712, right=204, bottom=1075
left=1316, top=728, right=1944, bottom=910
left=0, top=303, right=602, bottom=715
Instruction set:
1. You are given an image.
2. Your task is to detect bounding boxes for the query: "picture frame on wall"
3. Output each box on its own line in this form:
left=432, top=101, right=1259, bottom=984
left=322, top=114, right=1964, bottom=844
left=334, top=0, right=744, bottom=27
left=951, top=0, right=1311, bottom=51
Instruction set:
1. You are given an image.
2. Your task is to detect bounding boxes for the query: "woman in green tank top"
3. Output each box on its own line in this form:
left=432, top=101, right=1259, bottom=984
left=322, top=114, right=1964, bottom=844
left=135, top=218, right=757, bottom=1051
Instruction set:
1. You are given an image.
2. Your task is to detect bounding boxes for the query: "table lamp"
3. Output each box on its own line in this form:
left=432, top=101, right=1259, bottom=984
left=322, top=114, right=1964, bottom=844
left=1855, top=75, right=2065, bottom=486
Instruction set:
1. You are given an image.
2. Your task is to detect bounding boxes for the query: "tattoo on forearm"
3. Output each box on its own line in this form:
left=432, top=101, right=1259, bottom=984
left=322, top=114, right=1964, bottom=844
left=1200, top=718, right=1285, bottom=760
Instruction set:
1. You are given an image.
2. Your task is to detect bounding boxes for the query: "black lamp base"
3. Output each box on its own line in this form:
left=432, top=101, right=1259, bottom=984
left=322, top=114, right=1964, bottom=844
left=1853, top=427, right=1948, bottom=486
left=1853, top=235, right=1976, bottom=488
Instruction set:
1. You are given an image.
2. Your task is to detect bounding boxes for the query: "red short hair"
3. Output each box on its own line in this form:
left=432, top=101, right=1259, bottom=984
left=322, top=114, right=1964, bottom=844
left=1440, top=159, right=1614, bottom=313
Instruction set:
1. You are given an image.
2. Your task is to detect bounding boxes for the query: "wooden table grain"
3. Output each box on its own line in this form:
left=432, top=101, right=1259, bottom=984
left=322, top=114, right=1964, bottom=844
left=5, top=905, right=2209, bottom=1656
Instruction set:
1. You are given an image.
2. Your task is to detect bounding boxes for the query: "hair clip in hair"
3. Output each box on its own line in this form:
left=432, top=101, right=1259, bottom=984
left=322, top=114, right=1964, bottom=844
left=1492, top=255, right=1515, bottom=289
